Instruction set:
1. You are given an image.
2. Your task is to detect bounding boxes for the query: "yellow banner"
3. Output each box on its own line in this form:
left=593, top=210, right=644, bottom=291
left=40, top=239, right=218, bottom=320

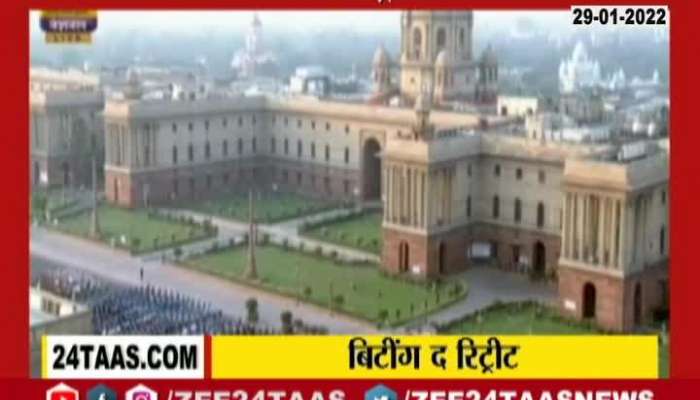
left=212, top=335, right=658, bottom=379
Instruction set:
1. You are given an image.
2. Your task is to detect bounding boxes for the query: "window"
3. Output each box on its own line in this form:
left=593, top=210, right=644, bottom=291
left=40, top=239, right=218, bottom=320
left=222, top=118, right=228, bottom=128
left=284, top=138, right=289, bottom=155
left=297, top=119, right=302, bottom=129
left=492, top=195, right=500, bottom=219
left=251, top=116, right=256, bottom=125
left=271, top=137, right=276, bottom=154
left=494, top=164, right=501, bottom=177
left=537, top=202, right=545, bottom=228
left=238, top=138, right=243, bottom=155
left=188, top=144, right=194, bottom=162
left=172, top=123, right=177, bottom=133
left=344, top=180, right=350, bottom=195
left=297, top=140, right=303, bottom=158
left=297, top=171, right=302, bottom=184
left=284, top=116, right=289, bottom=126
left=223, top=140, right=228, bottom=157
left=466, top=196, right=471, bottom=218
left=459, top=28, right=465, bottom=48
left=172, top=146, right=178, bottom=164
left=326, top=122, right=331, bottom=131
left=206, top=174, right=212, bottom=190
left=325, top=145, right=330, bottom=162
left=660, top=226, right=666, bottom=255
left=538, top=170, right=546, bottom=184
left=311, top=121, right=316, bottom=130
left=271, top=115, right=276, bottom=125
left=205, top=141, right=211, bottom=159
left=514, top=198, right=522, bottom=223
left=188, top=122, right=193, bottom=132
left=436, top=27, right=446, bottom=49
left=345, top=125, right=350, bottom=134
left=516, top=168, right=523, bottom=180
left=238, top=116, right=243, bottom=127
left=204, top=120, right=209, bottom=131
left=661, top=189, right=666, bottom=205
left=252, top=137, right=257, bottom=153
left=344, top=147, right=350, bottom=164
left=467, top=164, right=472, bottom=177
left=311, top=142, right=316, bottom=159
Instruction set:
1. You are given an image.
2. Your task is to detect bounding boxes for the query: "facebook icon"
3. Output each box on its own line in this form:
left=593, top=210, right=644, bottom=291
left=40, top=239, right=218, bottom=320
left=87, top=385, right=117, bottom=400
left=365, top=384, right=397, bottom=400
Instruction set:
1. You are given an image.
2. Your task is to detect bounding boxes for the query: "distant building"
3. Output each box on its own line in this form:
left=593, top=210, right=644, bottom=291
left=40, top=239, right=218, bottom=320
left=288, top=66, right=331, bottom=97
left=230, top=13, right=278, bottom=79
left=559, top=41, right=602, bottom=94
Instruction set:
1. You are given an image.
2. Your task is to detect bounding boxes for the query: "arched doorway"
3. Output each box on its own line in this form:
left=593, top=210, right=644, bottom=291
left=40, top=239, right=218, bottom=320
left=61, top=162, right=70, bottom=187
left=33, top=161, right=40, bottom=186
left=533, top=241, right=546, bottom=276
left=398, top=241, right=409, bottom=273
left=362, top=138, right=381, bottom=201
left=583, top=283, right=597, bottom=319
left=438, top=242, right=446, bottom=274
left=634, top=283, right=643, bottom=326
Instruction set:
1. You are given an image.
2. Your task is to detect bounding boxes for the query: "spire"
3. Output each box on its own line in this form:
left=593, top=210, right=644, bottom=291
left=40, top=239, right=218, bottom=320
left=89, top=156, right=101, bottom=238
left=245, top=189, right=258, bottom=280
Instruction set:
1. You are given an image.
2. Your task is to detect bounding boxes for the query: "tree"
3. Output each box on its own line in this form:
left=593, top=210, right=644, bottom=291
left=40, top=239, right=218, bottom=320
left=245, top=298, right=259, bottom=324
left=280, top=310, right=293, bottom=334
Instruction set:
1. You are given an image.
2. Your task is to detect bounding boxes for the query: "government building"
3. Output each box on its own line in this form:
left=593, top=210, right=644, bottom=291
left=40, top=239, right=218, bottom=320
left=30, top=11, right=669, bottom=332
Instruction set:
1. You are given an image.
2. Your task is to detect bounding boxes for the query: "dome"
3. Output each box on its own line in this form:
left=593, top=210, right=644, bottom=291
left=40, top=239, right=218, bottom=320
left=480, top=45, right=498, bottom=65
left=435, top=50, right=450, bottom=67
left=372, top=45, right=390, bottom=67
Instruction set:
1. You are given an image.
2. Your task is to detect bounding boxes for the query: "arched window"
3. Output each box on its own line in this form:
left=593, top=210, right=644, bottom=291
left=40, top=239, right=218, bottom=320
left=311, top=142, right=316, bottom=158
left=436, top=27, right=446, bottom=49
left=252, top=137, right=257, bottom=153
left=188, top=144, right=194, bottom=162
left=412, top=28, right=422, bottom=59
left=271, top=137, right=276, bottom=154
left=297, top=139, right=303, bottom=158
left=514, top=198, right=522, bottom=223
left=537, top=202, right=545, bottom=228
left=660, top=225, right=666, bottom=255
left=284, top=138, right=289, bottom=155
left=492, top=195, right=500, bottom=219
left=223, top=140, right=228, bottom=157
left=238, top=138, right=243, bottom=155
left=172, top=146, right=178, bottom=164
left=458, top=27, right=465, bottom=48
left=325, top=145, right=330, bottom=162
left=205, top=141, right=211, bottom=159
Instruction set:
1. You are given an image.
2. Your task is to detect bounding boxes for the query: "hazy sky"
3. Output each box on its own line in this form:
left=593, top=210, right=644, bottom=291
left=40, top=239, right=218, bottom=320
left=29, top=10, right=577, bottom=35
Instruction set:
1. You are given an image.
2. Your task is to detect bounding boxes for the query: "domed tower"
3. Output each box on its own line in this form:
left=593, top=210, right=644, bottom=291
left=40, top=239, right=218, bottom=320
left=371, top=45, right=392, bottom=95
left=399, top=11, right=474, bottom=102
left=123, top=68, right=142, bottom=100
left=476, top=44, right=499, bottom=103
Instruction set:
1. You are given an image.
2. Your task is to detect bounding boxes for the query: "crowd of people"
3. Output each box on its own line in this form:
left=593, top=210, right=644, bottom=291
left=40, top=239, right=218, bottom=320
left=32, top=267, right=276, bottom=335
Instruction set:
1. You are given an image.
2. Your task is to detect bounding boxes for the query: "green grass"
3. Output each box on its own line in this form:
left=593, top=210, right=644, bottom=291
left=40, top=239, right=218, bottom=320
left=180, top=192, right=342, bottom=224
left=53, top=205, right=215, bottom=254
left=440, top=301, right=669, bottom=378
left=183, top=244, right=466, bottom=325
left=304, top=212, right=382, bottom=254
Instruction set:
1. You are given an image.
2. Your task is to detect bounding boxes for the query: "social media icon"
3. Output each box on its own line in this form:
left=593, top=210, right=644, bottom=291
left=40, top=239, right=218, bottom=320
left=87, top=384, right=117, bottom=400
left=365, top=384, right=397, bottom=400
left=126, top=384, right=158, bottom=400
left=47, top=382, right=79, bottom=400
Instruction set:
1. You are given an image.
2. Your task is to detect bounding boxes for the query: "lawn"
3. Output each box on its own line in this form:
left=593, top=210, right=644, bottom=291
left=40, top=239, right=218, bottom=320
left=53, top=205, right=216, bottom=254
left=180, top=192, right=343, bottom=224
left=303, top=212, right=382, bottom=254
left=30, top=188, right=79, bottom=221
left=440, top=301, right=669, bottom=378
left=183, top=244, right=466, bottom=325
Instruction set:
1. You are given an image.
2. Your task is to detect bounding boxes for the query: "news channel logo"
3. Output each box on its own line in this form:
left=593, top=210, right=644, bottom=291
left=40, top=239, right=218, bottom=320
left=365, top=384, right=397, bottom=400
left=87, top=384, right=117, bottom=400
left=46, top=382, right=79, bottom=400
left=126, top=384, right=158, bottom=400
left=39, top=10, right=98, bottom=44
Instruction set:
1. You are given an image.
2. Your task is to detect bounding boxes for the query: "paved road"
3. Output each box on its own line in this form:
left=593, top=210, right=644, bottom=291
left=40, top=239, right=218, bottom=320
left=419, top=265, right=558, bottom=327
left=30, top=227, right=377, bottom=334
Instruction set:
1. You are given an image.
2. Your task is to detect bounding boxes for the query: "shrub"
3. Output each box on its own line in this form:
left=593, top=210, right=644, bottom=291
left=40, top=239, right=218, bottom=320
left=395, top=309, right=401, bottom=320
left=303, top=286, right=312, bottom=299
left=131, top=237, right=141, bottom=250
left=280, top=311, right=294, bottom=334
left=377, top=309, right=389, bottom=323
left=245, top=298, right=259, bottom=324
left=314, top=245, right=323, bottom=257
left=333, top=295, right=345, bottom=309
left=260, top=233, right=270, bottom=245
left=173, top=247, right=183, bottom=260
left=282, top=238, right=289, bottom=250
